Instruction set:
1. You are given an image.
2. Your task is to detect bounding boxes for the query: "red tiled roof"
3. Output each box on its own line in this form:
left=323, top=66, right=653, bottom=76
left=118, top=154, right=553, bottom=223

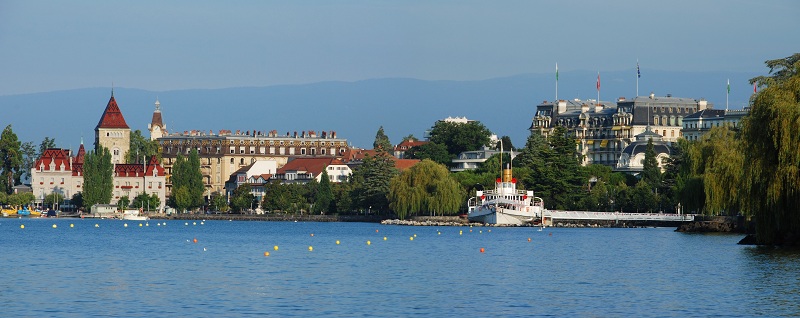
left=393, top=159, right=421, bottom=171
left=34, top=148, right=72, bottom=172
left=97, top=95, right=129, bottom=129
left=394, top=140, right=428, bottom=151
left=277, top=157, right=345, bottom=176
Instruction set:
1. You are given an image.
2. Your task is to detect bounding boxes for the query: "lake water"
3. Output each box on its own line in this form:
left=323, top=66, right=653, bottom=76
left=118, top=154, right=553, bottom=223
left=2, top=218, right=799, bottom=317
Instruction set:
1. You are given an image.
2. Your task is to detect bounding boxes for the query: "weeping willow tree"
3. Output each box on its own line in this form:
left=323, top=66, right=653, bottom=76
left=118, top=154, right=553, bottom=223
left=388, top=159, right=464, bottom=219
left=688, top=126, right=743, bottom=215
left=742, top=53, right=800, bottom=245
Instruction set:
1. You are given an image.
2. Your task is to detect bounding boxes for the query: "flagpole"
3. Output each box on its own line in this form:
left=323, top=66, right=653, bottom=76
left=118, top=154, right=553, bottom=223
left=726, top=79, right=730, bottom=111
left=597, top=71, right=600, bottom=105
left=636, top=59, right=640, bottom=97
left=555, top=63, right=559, bottom=102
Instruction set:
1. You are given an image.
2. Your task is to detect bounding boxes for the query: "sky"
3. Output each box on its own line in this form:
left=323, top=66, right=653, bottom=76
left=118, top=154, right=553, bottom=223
left=1, top=0, right=798, bottom=96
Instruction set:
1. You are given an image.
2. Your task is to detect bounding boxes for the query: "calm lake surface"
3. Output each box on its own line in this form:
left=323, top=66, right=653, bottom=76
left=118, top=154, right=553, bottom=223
left=2, top=218, right=799, bottom=317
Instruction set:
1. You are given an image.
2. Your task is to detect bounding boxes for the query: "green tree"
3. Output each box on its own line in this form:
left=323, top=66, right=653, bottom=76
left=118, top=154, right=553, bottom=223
left=38, top=137, right=56, bottom=155
left=7, top=192, right=35, bottom=208
left=117, top=195, right=131, bottom=210
left=331, top=182, right=353, bottom=214
left=132, top=192, right=160, bottom=211
left=350, top=152, right=397, bottom=213
left=428, top=120, right=492, bottom=158
left=689, top=126, right=743, bottom=215
left=44, top=192, right=65, bottom=207
left=402, top=134, right=418, bottom=142
left=230, top=184, right=255, bottom=213
left=169, top=149, right=205, bottom=211
left=517, top=128, right=586, bottom=210
left=405, top=142, right=451, bottom=166
left=209, top=191, right=229, bottom=212
left=742, top=53, right=800, bottom=245
left=18, top=142, right=36, bottom=184
left=0, top=125, right=22, bottom=194
left=125, top=130, right=161, bottom=164
left=314, top=169, right=334, bottom=214
left=71, top=192, right=84, bottom=210
left=498, top=135, right=514, bottom=151
left=388, top=159, right=464, bottom=219
left=82, top=147, right=113, bottom=207
left=641, top=138, right=662, bottom=186
left=373, top=126, right=392, bottom=151
left=172, top=187, right=191, bottom=213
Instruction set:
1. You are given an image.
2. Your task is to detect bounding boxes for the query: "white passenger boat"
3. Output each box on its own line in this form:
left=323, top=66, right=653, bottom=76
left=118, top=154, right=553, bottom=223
left=122, top=209, right=149, bottom=221
left=467, top=163, right=544, bottom=225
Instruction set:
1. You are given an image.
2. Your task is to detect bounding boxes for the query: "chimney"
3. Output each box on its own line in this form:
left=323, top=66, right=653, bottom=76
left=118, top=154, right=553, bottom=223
left=594, top=102, right=603, bottom=113
left=557, top=100, right=567, bottom=114
left=649, top=92, right=655, bottom=99
left=698, top=99, right=708, bottom=111
left=581, top=103, right=589, bottom=113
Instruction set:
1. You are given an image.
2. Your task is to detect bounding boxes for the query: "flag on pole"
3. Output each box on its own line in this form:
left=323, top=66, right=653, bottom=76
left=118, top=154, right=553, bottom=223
left=556, top=63, right=559, bottom=81
left=727, top=79, right=730, bottom=94
left=596, top=73, right=601, bottom=91
left=637, top=62, right=641, bottom=78
left=753, top=82, right=757, bottom=93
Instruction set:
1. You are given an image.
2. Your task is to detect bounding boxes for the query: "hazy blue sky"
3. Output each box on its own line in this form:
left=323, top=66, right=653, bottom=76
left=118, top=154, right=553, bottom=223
left=1, top=0, right=798, bottom=95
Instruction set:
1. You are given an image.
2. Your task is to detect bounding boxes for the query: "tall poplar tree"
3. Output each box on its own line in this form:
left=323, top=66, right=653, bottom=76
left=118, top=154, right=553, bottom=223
left=0, top=125, right=22, bottom=194
left=742, top=53, right=800, bottom=245
left=83, top=147, right=113, bottom=207
left=314, top=169, right=334, bottom=214
left=169, top=149, right=205, bottom=211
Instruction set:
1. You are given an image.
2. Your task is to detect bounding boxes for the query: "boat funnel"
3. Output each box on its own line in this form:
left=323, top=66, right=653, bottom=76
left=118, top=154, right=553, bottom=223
left=503, top=163, right=512, bottom=182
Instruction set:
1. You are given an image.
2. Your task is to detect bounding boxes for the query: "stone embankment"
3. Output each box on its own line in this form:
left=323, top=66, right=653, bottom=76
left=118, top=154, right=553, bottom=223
left=152, top=213, right=383, bottom=223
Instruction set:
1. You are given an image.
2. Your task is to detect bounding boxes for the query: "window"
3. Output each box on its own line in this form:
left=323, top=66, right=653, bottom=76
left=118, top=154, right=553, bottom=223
left=301, top=148, right=306, bottom=155
left=149, top=182, right=153, bottom=188
left=60, top=178, right=64, bottom=184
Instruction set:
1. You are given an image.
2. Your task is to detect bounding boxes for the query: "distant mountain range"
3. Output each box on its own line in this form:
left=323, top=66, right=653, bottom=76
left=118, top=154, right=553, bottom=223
left=2, top=69, right=760, bottom=151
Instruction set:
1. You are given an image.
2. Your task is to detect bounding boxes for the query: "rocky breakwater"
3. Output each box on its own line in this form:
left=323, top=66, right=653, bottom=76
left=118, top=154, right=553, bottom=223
left=675, top=215, right=749, bottom=233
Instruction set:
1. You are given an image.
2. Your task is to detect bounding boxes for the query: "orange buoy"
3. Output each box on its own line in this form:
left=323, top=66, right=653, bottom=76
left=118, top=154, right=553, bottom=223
left=264, top=251, right=270, bottom=256
left=375, top=229, right=379, bottom=233
left=193, top=238, right=198, bottom=243
left=310, top=233, right=314, bottom=237
left=527, top=238, right=531, bottom=242
left=480, top=248, right=485, bottom=253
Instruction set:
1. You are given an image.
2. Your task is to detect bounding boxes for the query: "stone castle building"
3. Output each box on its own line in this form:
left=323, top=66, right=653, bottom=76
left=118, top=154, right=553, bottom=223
left=30, top=93, right=167, bottom=211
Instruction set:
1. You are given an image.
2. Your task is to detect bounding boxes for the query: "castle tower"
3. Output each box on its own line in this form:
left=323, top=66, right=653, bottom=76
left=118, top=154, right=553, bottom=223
left=148, top=98, right=167, bottom=141
left=95, top=92, right=130, bottom=164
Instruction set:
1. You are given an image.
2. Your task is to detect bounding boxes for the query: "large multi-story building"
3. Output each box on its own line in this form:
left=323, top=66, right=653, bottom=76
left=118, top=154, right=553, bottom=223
left=682, top=108, right=749, bottom=141
left=156, top=128, right=351, bottom=197
left=530, top=93, right=712, bottom=169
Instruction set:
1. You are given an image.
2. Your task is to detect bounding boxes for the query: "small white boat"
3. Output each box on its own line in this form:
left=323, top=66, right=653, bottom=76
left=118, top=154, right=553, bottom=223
left=122, top=209, right=149, bottom=221
left=467, top=163, right=545, bottom=225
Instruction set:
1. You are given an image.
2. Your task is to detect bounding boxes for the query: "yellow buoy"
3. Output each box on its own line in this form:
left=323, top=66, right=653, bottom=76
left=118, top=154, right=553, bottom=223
left=124, top=223, right=128, bottom=228
left=264, top=251, right=270, bottom=257
left=95, top=224, right=99, bottom=228
left=367, top=240, right=371, bottom=245
left=336, top=240, right=340, bottom=245
left=308, top=246, right=313, bottom=252
left=459, top=230, right=463, bottom=235
left=192, top=222, right=196, bottom=226
left=409, top=236, right=414, bottom=241
left=437, top=231, right=441, bottom=235
left=413, top=234, right=417, bottom=237
left=274, top=245, right=279, bottom=251
left=383, top=236, right=387, bottom=241
left=479, top=230, right=482, bottom=234
left=20, top=224, right=24, bottom=229
left=145, top=223, right=149, bottom=227
left=52, top=224, right=57, bottom=228
left=70, top=224, right=74, bottom=228
left=139, top=223, right=143, bottom=227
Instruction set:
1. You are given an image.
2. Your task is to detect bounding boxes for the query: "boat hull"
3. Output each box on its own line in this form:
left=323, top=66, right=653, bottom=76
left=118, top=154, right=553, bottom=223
left=467, top=207, right=536, bottom=225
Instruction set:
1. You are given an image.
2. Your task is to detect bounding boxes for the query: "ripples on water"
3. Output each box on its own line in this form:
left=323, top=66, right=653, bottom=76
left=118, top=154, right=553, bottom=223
left=2, top=219, right=799, bottom=317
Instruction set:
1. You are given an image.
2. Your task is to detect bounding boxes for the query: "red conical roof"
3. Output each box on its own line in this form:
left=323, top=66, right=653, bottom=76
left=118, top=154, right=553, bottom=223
left=96, top=95, right=129, bottom=129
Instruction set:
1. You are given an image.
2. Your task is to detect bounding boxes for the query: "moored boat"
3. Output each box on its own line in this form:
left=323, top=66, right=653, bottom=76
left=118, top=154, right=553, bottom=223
left=467, top=163, right=544, bottom=225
